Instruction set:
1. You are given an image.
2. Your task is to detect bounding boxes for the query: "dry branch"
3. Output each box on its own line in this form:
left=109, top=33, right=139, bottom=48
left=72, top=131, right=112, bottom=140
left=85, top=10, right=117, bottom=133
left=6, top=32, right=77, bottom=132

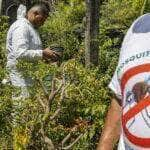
left=61, top=133, right=71, bottom=147
left=62, top=133, right=83, bottom=150
left=37, top=78, right=49, bottom=98
left=37, top=74, right=66, bottom=149
left=40, top=128, right=55, bottom=150
left=37, top=96, right=46, bottom=110
left=49, top=108, right=61, bottom=121
left=37, top=73, right=83, bottom=150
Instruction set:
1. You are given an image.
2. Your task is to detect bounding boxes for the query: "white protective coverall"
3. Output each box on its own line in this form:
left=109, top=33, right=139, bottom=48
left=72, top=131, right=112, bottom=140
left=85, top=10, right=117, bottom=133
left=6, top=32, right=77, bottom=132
left=6, top=4, right=43, bottom=99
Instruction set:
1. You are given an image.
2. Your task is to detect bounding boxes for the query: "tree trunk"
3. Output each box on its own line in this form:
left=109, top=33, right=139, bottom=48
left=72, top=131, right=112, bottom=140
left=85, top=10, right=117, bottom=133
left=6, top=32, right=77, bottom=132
left=85, top=0, right=100, bottom=67
left=0, top=0, right=2, bottom=15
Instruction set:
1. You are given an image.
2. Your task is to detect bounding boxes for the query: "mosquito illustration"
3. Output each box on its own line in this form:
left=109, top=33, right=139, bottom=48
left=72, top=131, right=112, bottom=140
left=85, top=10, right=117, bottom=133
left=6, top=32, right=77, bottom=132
left=124, top=79, right=150, bottom=129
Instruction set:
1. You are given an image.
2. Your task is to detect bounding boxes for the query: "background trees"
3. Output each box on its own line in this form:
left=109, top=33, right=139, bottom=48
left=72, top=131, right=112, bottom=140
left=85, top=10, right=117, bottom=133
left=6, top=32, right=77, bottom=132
left=85, top=0, right=100, bottom=67
left=0, top=0, right=150, bottom=149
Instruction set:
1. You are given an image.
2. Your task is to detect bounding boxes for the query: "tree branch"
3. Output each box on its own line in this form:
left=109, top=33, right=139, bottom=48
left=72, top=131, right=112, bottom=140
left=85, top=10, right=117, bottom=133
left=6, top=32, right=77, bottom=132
left=140, top=0, right=147, bottom=15
left=50, top=108, right=61, bottom=121
left=37, top=73, right=69, bottom=150
left=40, top=128, right=55, bottom=150
left=37, top=96, right=46, bottom=110
left=61, top=133, right=71, bottom=147
left=62, top=133, right=83, bottom=150
left=47, top=79, right=63, bottom=112
left=37, top=78, right=49, bottom=98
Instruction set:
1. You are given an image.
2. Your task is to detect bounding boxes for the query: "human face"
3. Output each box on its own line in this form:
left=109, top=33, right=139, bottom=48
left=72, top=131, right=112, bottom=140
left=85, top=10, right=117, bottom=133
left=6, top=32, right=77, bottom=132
left=27, top=11, right=48, bottom=27
left=34, top=13, right=48, bottom=27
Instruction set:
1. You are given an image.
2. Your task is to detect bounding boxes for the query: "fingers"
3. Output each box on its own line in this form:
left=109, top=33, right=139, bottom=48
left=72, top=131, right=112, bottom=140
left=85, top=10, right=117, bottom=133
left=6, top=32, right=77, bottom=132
left=50, top=53, right=58, bottom=61
left=43, top=48, right=59, bottom=61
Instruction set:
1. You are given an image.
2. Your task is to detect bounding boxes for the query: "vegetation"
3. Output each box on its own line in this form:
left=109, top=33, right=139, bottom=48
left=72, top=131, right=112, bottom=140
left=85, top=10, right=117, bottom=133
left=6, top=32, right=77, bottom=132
left=0, top=0, right=150, bottom=149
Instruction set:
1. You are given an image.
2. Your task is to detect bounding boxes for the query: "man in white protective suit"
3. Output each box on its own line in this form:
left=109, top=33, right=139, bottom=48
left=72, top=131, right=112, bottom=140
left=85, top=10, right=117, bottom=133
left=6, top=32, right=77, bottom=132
left=97, top=14, right=150, bottom=150
left=6, top=3, right=58, bottom=99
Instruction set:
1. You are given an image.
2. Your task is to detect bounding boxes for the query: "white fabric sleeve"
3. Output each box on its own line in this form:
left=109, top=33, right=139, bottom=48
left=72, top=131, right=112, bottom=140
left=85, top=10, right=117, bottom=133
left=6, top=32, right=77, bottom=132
left=108, top=68, right=122, bottom=100
left=12, top=26, right=43, bottom=61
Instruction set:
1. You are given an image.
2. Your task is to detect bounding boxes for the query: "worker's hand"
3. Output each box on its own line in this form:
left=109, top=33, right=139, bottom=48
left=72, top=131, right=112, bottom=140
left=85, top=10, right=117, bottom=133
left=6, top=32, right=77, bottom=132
left=43, top=48, right=58, bottom=61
